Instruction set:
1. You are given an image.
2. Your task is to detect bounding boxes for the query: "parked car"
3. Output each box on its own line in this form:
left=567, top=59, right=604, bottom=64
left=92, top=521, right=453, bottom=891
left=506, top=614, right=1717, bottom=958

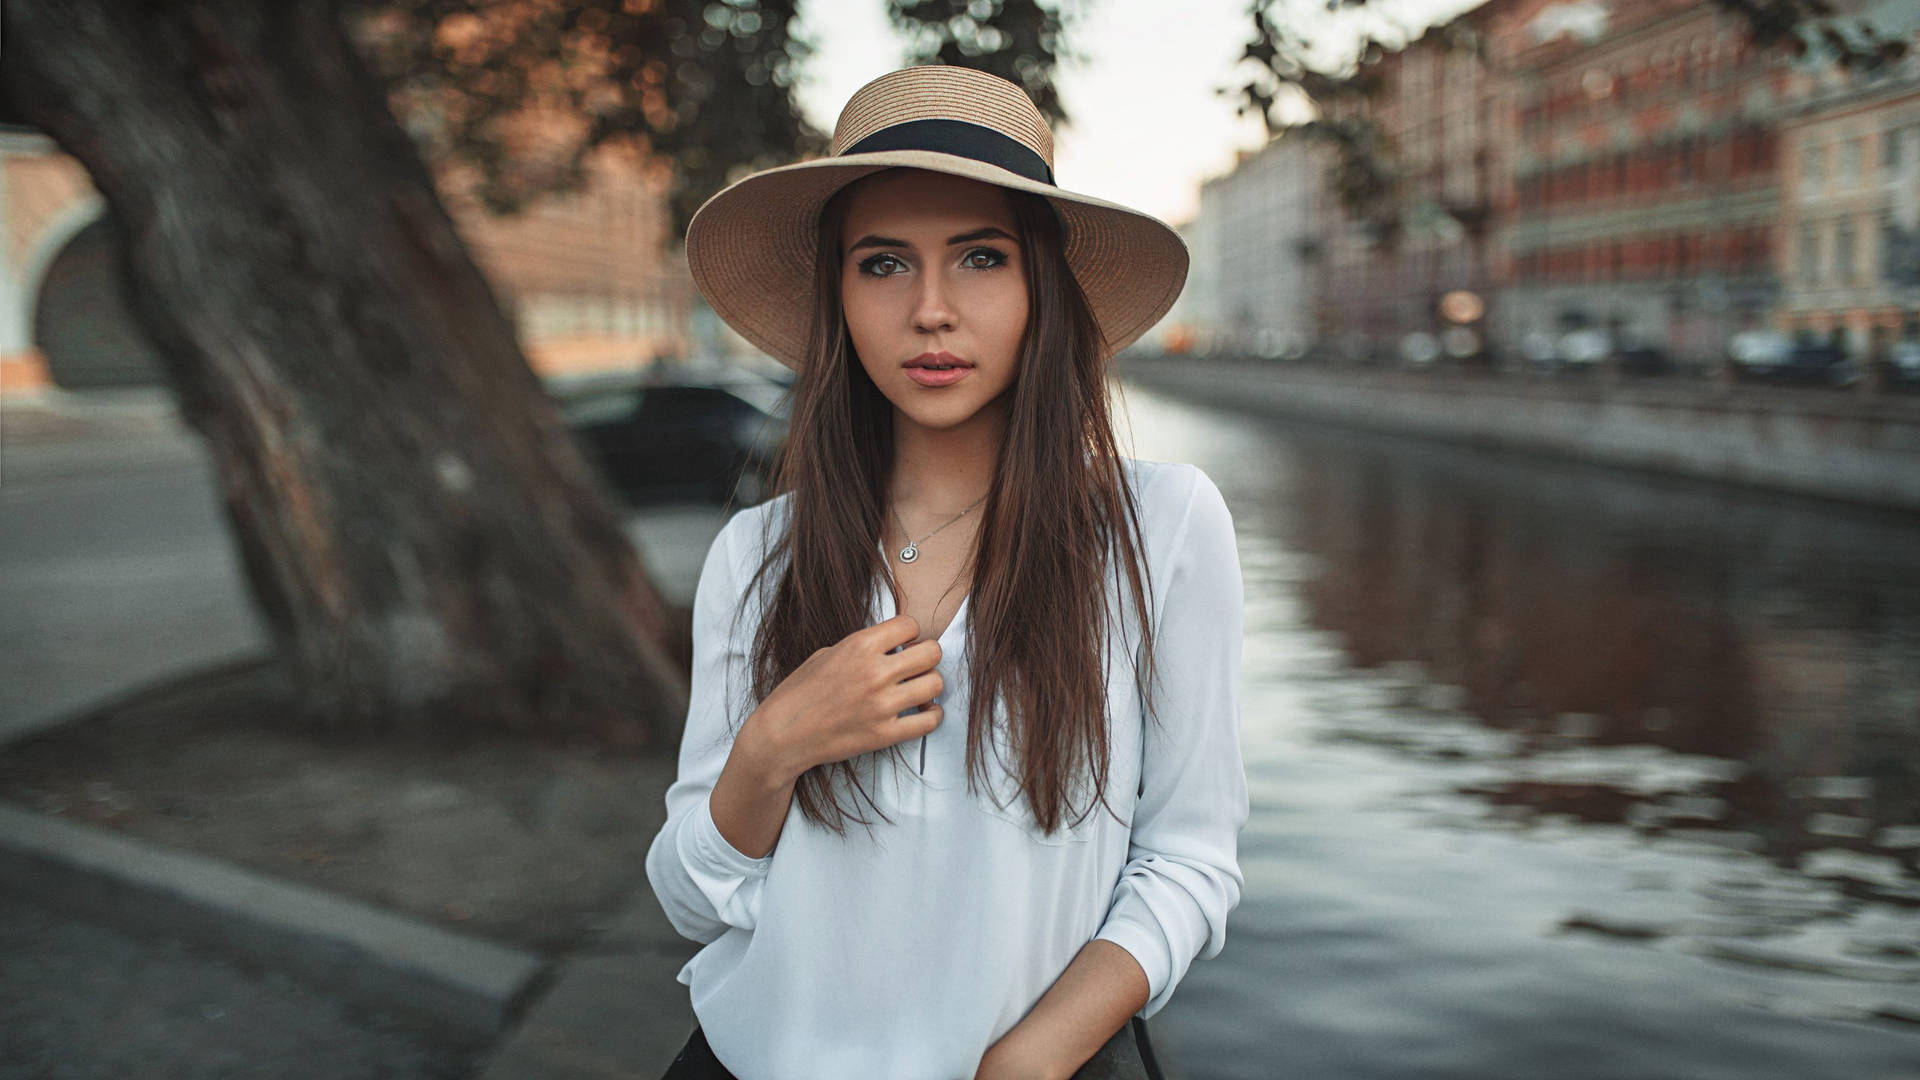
left=1726, top=329, right=1790, bottom=374
left=1727, top=331, right=1849, bottom=385
left=1615, top=344, right=1674, bottom=376
left=554, top=366, right=790, bottom=505
left=1887, top=340, right=1920, bottom=387
left=1538, top=328, right=1609, bottom=374
left=1398, top=331, right=1442, bottom=368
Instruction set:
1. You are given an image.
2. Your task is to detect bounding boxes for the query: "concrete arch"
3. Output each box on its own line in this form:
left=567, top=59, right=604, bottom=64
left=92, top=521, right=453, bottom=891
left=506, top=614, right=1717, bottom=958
left=31, top=212, right=167, bottom=389
left=13, top=193, right=105, bottom=353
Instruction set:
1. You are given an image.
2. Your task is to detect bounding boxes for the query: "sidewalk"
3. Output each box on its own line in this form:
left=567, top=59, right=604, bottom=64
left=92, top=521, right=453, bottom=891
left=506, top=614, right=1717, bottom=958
left=477, top=898, right=700, bottom=1079
left=0, top=388, right=719, bottom=1077
left=0, top=383, right=188, bottom=445
left=0, top=891, right=475, bottom=1078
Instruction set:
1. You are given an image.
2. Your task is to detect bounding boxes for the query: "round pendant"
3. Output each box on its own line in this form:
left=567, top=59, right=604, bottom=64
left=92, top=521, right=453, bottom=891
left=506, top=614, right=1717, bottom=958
left=899, top=544, right=918, bottom=563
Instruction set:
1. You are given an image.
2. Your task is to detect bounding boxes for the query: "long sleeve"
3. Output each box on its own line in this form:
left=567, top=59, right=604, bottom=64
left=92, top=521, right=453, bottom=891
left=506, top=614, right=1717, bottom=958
left=645, top=511, right=775, bottom=944
left=1094, top=465, right=1249, bottom=1019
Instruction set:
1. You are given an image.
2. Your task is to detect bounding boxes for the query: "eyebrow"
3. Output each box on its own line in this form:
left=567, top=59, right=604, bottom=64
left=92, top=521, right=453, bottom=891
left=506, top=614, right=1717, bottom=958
left=846, top=226, right=1019, bottom=254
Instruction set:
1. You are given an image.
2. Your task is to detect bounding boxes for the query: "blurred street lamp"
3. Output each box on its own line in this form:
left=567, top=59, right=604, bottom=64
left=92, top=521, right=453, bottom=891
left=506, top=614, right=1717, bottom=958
left=1440, top=289, right=1486, bottom=324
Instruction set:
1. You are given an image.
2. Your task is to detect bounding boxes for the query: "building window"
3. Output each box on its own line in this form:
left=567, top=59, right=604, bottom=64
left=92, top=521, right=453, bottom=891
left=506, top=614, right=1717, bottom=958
left=1841, top=137, right=1863, bottom=185
left=1835, top=220, right=1856, bottom=284
left=1799, top=223, right=1818, bottom=285
left=1884, top=125, right=1903, bottom=170
left=1802, top=143, right=1826, bottom=185
left=1884, top=214, right=1899, bottom=285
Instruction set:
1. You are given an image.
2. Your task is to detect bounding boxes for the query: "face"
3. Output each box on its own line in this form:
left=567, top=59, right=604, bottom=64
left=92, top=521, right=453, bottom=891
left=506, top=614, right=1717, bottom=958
left=838, top=169, right=1030, bottom=435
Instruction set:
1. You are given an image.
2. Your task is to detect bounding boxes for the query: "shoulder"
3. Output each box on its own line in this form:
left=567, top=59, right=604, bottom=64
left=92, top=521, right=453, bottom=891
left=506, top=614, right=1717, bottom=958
left=722, top=491, right=793, bottom=545
left=1117, top=456, right=1228, bottom=539
left=709, top=492, right=795, bottom=581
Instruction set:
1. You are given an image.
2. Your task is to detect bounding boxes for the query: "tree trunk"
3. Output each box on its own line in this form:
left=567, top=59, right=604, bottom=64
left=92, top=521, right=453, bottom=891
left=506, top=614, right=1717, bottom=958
left=1, top=0, right=689, bottom=746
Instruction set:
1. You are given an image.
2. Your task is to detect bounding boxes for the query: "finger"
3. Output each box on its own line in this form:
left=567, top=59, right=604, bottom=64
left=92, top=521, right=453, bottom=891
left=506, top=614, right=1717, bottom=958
left=868, top=612, right=920, bottom=651
left=885, top=667, right=943, bottom=712
left=893, top=702, right=942, bottom=739
left=885, top=637, right=942, bottom=677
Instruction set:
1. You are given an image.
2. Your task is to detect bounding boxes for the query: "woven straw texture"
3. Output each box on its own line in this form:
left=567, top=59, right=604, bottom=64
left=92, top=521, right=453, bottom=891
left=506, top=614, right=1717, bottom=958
left=830, top=65, right=1054, bottom=165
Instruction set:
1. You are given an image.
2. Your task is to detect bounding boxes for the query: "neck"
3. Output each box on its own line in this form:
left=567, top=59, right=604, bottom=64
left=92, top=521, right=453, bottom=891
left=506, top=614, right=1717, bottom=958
left=887, top=394, right=1007, bottom=515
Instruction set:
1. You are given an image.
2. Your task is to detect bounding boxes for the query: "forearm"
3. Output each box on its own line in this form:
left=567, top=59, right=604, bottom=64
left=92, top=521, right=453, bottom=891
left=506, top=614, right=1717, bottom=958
left=708, top=713, right=802, bottom=859
left=982, top=939, right=1151, bottom=1080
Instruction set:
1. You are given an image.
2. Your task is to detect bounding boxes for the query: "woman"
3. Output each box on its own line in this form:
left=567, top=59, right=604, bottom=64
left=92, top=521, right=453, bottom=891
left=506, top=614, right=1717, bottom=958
left=645, top=65, right=1248, bottom=1080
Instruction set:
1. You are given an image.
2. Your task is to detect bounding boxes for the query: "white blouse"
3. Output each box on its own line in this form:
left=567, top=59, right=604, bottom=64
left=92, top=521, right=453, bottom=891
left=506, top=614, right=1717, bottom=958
left=644, top=456, right=1248, bottom=1079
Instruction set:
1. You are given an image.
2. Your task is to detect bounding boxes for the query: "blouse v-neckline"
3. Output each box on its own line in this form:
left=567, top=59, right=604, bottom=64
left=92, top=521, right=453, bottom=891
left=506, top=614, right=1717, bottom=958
left=874, top=535, right=972, bottom=647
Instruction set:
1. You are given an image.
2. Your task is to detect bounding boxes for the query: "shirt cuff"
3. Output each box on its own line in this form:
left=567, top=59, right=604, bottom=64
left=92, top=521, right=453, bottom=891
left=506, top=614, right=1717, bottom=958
left=688, top=790, right=778, bottom=878
left=1094, top=905, right=1175, bottom=1018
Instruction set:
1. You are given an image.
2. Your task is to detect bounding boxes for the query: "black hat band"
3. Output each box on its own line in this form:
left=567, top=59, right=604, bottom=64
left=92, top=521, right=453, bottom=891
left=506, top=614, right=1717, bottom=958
left=841, top=118, right=1056, bottom=186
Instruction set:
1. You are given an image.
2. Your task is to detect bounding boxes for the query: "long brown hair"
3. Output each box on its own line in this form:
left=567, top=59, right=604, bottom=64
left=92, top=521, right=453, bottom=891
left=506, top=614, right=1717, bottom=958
left=731, top=169, right=1161, bottom=838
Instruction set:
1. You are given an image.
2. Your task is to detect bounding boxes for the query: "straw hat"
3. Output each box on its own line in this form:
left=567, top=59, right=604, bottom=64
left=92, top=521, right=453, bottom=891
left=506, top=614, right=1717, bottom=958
left=683, top=64, right=1189, bottom=371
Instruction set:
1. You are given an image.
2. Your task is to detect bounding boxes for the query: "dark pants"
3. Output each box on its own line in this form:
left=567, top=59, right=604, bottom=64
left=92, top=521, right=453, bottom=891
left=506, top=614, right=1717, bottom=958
left=660, top=1025, right=735, bottom=1079
left=661, top=1016, right=1164, bottom=1080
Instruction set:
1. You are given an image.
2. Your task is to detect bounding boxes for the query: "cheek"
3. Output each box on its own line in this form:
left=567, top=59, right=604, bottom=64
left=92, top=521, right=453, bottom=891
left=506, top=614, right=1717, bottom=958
left=839, top=274, right=868, bottom=334
left=989, top=280, right=1030, bottom=355
left=841, top=283, right=887, bottom=354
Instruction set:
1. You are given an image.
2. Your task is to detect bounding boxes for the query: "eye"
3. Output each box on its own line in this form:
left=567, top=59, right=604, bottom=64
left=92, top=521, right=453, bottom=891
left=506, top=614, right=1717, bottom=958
left=857, top=253, right=906, bottom=278
left=963, top=247, right=1009, bottom=270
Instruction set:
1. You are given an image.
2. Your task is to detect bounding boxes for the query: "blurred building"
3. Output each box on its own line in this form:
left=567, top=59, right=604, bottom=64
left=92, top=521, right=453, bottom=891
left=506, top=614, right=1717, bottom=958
left=0, top=132, right=691, bottom=396
left=1184, top=0, right=1920, bottom=374
left=1776, top=40, right=1920, bottom=360
left=1488, top=0, right=1789, bottom=370
left=1152, top=221, right=1203, bottom=353
left=1181, top=135, right=1326, bottom=359
left=443, top=146, right=694, bottom=380
left=1319, top=9, right=1505, bottom=366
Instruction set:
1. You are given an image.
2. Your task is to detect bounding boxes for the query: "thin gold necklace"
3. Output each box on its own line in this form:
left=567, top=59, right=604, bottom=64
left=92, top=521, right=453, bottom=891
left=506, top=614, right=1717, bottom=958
left=888, top=493, right=987, bottom=564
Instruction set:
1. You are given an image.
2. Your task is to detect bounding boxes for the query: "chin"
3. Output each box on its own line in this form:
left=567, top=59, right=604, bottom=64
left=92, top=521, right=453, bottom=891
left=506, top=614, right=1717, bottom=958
left=897, top=405, right=976, bottom=431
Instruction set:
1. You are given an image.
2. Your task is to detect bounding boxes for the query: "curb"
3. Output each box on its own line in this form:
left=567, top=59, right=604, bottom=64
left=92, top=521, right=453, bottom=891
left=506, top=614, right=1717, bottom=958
left=477, top=888, right=701, bottom=1078
left=0, top=803, right=547, bottom=1038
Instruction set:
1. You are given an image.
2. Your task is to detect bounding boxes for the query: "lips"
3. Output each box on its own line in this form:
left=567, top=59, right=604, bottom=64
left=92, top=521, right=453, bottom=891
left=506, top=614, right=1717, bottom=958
left=904, top=351, right=974, bottom=371
left=904, top=351, right=974, bottom=388
left=905, top=365, right=971, bottom=387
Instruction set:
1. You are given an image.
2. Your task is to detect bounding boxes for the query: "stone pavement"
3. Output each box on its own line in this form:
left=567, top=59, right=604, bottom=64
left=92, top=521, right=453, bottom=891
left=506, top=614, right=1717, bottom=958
left=477, top=898, right=702, bottom=1079
left=0, top=891, right=476, bottom=1080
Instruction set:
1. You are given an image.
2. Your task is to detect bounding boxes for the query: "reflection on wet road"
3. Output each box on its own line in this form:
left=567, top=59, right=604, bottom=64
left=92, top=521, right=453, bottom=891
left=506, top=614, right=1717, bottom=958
left=1118, top=382, right=1920, bottom=1080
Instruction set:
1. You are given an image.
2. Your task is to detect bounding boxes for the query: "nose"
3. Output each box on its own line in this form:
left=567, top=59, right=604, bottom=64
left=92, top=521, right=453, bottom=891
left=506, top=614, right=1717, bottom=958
left=911, top=268, right=957, bottom=334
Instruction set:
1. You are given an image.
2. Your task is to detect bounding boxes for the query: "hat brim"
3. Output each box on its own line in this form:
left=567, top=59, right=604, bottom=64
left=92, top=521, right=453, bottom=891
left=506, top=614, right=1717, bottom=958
left=683, top=150, right=1189, bottom=370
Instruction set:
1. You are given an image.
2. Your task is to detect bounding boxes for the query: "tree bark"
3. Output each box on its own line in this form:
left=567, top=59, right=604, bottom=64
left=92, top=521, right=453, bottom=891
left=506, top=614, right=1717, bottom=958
left=1, top=0, right=689, bottom=745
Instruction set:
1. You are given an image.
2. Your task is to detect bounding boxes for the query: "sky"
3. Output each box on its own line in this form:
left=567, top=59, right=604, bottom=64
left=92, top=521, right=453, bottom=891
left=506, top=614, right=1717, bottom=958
left=788, top=0, right=1484, bottom=227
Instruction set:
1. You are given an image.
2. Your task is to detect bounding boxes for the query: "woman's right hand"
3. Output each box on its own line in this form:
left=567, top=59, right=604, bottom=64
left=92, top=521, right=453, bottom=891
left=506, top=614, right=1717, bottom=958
left=744, top=613, right=945, bottom=783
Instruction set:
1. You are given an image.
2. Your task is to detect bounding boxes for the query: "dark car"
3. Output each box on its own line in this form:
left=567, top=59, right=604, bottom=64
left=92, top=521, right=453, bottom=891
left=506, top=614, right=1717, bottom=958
left=1615, top=344, right=1674, bottom=377
left=1887, top=341, right=1920, bottom=388
left=554, top=366, right=790, bottom=506
left=1773, top=342, right=1851, bottom=385
left=1730, top=332, right=1851, bottom=386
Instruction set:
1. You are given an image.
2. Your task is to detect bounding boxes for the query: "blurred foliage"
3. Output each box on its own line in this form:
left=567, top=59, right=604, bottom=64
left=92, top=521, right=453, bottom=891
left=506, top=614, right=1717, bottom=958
left=351, top=0, right=820, bottom=237
left=885, top=0, right=1082, bottom=127
left=1231, top=0, right=1912, bottom=245
left=352, top=0, right=1074, bottom=237
left=1716, top=0, right=1911, bottom=70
